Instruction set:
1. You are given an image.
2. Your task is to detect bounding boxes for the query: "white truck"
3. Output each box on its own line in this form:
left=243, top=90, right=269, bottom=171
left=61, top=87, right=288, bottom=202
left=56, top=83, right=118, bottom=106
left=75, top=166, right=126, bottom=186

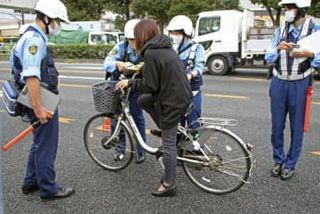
left=194, top=9, right=274, bottom=75
left=88, top=31, right=125, bottom=45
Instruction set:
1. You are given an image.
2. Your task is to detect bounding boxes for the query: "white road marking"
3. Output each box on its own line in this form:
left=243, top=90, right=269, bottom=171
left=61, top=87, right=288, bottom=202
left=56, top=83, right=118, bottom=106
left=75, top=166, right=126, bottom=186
left=59, top=75, right=103, bottom=81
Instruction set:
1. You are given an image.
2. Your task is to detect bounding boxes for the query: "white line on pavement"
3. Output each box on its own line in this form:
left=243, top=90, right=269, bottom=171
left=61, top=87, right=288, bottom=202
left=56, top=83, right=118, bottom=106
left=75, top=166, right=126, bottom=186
left=59, top=75, right=104, bottom=80
left=58, top=70, right=103, bottom=74
left=60, top=66, right=103, bottom=70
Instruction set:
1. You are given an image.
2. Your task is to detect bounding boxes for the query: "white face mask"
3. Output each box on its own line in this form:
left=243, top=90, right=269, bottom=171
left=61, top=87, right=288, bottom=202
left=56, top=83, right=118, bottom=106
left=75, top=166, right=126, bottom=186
left=285, top=10, right=296, bottom=23
left=48, top=23, right=61, bottom=36
left=170, top=35, right=183, bottom=46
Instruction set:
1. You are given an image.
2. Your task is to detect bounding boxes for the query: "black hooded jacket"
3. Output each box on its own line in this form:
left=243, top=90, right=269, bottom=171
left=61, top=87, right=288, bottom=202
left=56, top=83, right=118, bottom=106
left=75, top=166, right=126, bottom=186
left=129, top=35, right=192, bottom=128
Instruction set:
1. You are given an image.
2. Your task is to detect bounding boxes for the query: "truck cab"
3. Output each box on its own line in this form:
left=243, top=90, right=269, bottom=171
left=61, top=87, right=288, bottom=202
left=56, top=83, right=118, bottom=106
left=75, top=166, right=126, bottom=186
left=88, top=31, right=125, bottom=45
left=194, top=9, right=273, bottom=75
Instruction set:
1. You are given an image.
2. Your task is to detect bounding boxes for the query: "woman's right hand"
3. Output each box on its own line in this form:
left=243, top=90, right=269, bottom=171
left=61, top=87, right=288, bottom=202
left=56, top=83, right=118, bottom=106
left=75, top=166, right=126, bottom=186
left=116, top=80, right=129, bottom=90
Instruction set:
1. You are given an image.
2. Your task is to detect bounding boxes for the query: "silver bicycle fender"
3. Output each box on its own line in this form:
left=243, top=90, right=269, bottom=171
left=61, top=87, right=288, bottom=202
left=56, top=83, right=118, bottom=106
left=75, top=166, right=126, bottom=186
left=201, top=125, right=251, bottom=154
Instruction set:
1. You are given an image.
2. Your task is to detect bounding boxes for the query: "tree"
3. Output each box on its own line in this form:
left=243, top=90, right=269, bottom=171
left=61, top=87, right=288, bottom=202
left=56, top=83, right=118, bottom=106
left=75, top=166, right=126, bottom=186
left=250, top=0, right=320, bottom=27
left=105, top=0, right=132, bottom=21
left=250, top=0, right=281, bottom=26
left=309, top=0, right=320, bottom=18
left=104, top=0, right=132, bottom=30
left=133, top=0, right=239, bottom=31
left=63, top=0, right=109, bottom=21
left=212, top=0, right=239, bottom=10
left=132, top=0, right=171, bottom=32
left=166, top=0, right=215, bottom=23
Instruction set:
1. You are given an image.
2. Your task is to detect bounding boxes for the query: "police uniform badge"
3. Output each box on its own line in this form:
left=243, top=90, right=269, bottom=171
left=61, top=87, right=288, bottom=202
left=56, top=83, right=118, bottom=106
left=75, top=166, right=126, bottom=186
left=29, top=45, right=38, bottom=55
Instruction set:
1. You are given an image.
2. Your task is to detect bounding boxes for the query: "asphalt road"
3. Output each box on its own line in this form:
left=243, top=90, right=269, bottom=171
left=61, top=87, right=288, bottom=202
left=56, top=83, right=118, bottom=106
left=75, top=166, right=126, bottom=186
left=0, top=62, right=320, bottom=214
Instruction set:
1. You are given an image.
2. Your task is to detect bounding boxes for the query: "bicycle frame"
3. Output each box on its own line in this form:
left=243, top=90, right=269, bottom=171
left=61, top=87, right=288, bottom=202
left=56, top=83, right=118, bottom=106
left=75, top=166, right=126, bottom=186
left=103, top=74, right=252, bottom=168
left=103, top=75, right=204, bottom=164
left=85, top=75, right=254, bottom=194
left=107, top=101, right=209, bottom=166
left=104, top=75, right=159, bottom=154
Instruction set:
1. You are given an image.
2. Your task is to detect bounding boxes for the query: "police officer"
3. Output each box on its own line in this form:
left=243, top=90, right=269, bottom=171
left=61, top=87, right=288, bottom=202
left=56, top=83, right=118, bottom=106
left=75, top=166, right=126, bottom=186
left=10, top=0, right=75, bottom=201
left=265, top=0, right=320, bottom=180
left=167, top=15, right=205, bottom=130
left=103, top=19, right=147, bottom=163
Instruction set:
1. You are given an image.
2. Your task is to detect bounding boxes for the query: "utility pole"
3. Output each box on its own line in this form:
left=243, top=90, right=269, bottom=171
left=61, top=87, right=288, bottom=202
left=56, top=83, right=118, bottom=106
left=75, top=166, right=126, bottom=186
left=21, top=12, right=25, bottom=25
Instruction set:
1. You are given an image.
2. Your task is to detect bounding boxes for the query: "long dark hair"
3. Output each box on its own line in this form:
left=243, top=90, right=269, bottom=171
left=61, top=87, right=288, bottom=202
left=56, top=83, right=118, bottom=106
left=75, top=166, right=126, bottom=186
left=134, top=19, right=160, bottom=52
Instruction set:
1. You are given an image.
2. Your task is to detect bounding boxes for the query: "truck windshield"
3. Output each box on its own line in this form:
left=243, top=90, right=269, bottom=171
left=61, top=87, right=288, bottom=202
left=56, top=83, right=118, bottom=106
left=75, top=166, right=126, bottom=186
left=89, top=33, right=118, bottom=45
left=198, top=16, right=220, bottom=36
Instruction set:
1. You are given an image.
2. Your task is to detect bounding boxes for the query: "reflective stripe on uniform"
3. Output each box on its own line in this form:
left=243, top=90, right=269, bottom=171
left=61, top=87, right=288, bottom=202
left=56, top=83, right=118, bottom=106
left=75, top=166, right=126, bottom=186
left=276, top=18, right=312, bottom=79
left=273, top=67, right=313, bottom=81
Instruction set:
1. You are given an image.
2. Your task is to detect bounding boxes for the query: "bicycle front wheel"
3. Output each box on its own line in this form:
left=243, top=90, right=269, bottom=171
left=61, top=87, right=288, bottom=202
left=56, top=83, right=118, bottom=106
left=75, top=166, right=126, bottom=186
left=83, top=113, right=134, bottom=171
left=182, top=126, right=252, bottom=194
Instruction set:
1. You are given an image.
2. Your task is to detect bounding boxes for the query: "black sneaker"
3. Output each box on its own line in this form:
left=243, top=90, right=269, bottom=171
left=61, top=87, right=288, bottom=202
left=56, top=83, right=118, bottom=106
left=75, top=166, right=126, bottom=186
left=271, top=163, right=283, bottom=177
left=280, top=168, right=295, bottom=180
left=21, top=114, right=30, bottom=123
left=22, top=183, right=40, bottom=194
left=40, top=187, right=75, bottom=202
left=150, top=129, right=162, bottom=137
left=135, top=154, right=146, bottom=164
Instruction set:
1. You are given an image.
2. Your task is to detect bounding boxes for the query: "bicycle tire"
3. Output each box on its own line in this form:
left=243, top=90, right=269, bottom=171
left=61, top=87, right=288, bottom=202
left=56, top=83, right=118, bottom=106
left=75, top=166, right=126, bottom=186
left=182, top=126, right=251, bottom=194
left=83, top=113, right=134, bottom=171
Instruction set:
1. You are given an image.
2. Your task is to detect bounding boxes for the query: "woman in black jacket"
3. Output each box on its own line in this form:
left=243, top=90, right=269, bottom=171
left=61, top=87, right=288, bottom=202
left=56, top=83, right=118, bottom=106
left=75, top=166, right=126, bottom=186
left=116, top=19, right=192, bottom=197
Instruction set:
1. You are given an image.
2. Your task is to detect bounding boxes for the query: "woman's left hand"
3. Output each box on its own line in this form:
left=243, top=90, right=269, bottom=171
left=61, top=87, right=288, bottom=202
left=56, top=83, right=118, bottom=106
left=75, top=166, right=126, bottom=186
left=116, top=80, right=129, bottom=90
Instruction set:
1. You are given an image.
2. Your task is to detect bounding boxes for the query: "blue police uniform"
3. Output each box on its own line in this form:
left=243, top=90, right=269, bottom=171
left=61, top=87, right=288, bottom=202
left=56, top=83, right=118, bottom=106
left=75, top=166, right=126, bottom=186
left=10, top=24, right=61, bottom=197
left=103, top=41, right=146, bottom=158
left=176, top=40, right=205, bottom=129
left=265, top=19, right=320, bottom=170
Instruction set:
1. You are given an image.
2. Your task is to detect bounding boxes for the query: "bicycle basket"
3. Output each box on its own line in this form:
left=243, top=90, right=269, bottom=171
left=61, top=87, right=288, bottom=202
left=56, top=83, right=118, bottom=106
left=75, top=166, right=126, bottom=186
left=92, top=81, right=118, bottom=113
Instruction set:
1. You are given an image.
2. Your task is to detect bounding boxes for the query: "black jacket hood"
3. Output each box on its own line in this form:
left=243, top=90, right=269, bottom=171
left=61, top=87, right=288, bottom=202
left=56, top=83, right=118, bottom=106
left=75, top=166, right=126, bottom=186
left=140, top=35, right=172, bottom=57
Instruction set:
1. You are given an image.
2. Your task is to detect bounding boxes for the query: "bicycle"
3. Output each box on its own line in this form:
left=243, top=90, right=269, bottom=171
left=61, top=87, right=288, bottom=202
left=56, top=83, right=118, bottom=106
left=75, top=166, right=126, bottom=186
left=83, top=74, right=254, bottom=194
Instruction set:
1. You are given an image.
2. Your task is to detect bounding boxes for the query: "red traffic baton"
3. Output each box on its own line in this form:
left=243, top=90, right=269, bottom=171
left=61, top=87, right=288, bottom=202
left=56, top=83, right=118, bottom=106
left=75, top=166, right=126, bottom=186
left=2, top=112, right=53, bottom=152
left=304, top=86, right=313, bottom=132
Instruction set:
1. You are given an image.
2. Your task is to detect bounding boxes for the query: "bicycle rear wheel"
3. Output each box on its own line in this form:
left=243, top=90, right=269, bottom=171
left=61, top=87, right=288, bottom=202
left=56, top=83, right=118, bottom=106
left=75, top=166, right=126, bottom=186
left=84, top=113, right=134, bottom=171
left=182, top=126, right=251, bottom=194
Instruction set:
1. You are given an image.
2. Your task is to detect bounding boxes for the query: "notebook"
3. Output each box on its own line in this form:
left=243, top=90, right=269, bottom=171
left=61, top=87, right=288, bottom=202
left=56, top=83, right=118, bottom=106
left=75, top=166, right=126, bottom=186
left=17, top=85, right=61, bottom=114
left=297, top=31, right=320, bottom=53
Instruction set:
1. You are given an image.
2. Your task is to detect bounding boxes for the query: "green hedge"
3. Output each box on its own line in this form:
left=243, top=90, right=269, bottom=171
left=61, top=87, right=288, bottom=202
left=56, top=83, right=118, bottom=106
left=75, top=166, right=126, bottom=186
left=0, top=54, right=9, bottom=61
left=48, top=44, right=114, bottom=59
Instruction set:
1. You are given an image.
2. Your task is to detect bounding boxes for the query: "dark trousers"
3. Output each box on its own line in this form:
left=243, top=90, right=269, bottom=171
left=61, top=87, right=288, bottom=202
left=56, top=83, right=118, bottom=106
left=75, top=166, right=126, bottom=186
left=24, top=110, right=59, bottom=197
left=138, top=94, right=177, bottom=185
left=181, top=90, right=201, bottom=129
left=270, top=76, right=310, bottom=170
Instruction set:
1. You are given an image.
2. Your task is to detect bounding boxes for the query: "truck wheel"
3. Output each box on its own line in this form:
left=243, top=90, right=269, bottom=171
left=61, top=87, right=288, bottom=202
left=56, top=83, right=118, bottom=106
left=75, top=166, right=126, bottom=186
left=207, top=56, right=229, bottom=75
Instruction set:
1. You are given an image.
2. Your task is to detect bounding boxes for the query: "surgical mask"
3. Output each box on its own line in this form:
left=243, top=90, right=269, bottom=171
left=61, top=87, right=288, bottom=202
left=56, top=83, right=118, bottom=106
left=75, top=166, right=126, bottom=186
left=285, top=10, right=296, bottom=23
left=48, top=23, right=61, bottom=36
left=170, top=35, right=183, bottom=45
